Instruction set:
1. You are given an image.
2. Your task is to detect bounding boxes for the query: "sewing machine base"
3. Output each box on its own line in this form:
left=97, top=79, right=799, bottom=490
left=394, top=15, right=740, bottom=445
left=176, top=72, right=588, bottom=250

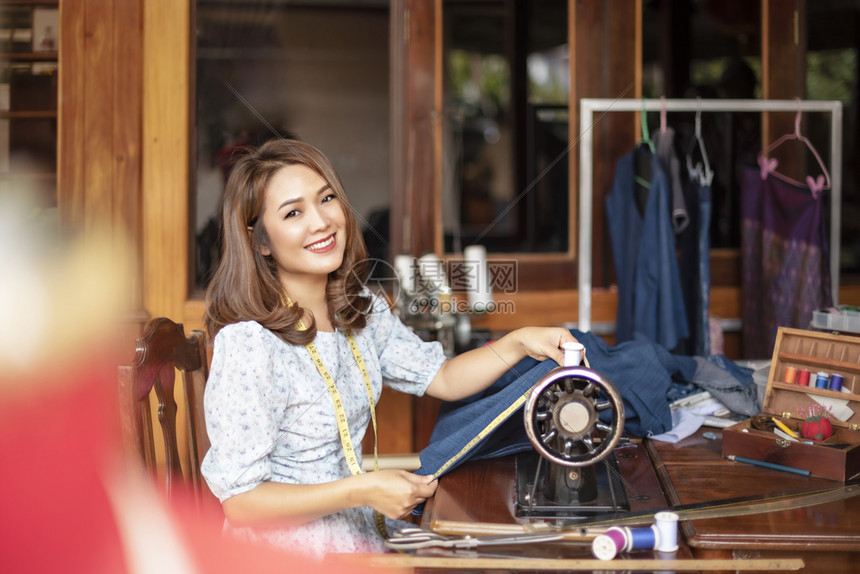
left=514, top=450, right=630, bottom=520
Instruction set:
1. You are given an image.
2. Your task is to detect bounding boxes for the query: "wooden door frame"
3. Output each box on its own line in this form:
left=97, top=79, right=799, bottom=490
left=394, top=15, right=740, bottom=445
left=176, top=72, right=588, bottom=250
left=141, top=1, right=203, bottom=330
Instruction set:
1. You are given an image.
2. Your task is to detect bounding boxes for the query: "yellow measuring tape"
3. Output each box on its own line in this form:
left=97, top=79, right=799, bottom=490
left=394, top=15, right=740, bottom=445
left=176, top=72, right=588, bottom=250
left=302, top=324, right=378, bottom=475
left=290, top=300, right=387, bottom=538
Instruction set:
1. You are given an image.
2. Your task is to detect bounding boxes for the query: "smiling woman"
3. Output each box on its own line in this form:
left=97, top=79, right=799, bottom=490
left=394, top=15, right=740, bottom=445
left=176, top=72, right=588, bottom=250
left=199, top=137, right=579, bottom=558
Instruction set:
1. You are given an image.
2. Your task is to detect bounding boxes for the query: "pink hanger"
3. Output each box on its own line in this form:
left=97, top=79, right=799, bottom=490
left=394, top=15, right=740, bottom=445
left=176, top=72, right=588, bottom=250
left=756, top=98, right=831, bottom=198
left=660, top=96, right=667, bottom=134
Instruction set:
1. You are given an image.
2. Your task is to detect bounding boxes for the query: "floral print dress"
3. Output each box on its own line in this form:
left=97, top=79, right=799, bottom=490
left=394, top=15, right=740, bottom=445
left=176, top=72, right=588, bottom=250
left=201, top=295, right=446, bottom=558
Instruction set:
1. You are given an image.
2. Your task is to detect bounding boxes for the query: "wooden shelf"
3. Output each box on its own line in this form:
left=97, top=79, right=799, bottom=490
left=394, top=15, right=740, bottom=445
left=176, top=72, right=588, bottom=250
left=0, top=1, right=58, bottom=5
left=0, top=51, right=58, bottom=62
left=1, top=2, right=60, bottom=208
left=0, top=171, right=56, bottom=180
left=770, top=380, right=860, bottom=403
left=777, top=350, right=860, bottom=377
left=0, top=110, right=57, bottom=119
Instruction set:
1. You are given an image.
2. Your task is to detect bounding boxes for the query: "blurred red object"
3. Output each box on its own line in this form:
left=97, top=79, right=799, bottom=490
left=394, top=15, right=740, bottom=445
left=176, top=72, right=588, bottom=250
left=0, top=357, right=381, bottom=574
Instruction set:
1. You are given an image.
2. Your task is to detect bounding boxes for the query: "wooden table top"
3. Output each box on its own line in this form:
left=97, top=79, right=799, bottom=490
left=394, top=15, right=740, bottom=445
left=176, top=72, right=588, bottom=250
left=402, top=427, right=860, bottom=572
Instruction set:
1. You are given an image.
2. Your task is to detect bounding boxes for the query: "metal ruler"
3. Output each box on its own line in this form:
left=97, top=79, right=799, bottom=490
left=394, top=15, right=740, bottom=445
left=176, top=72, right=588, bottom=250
left=427, top=483, right=859, bottom=540
left=560, top=482, right=860, bottom=530
left=334, top=553, right=806, bottom=571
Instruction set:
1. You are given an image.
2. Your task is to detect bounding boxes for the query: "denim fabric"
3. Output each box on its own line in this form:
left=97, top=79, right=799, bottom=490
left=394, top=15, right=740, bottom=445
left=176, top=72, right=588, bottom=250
left=414, top=330, right=700, bottom=481
left=677, top=180, right=712, bottom=357
left=415, top=355, right=554, bottom=479
left=606, top=148, right=690, bottom=351
left=691, top=355, right=759, bottom=417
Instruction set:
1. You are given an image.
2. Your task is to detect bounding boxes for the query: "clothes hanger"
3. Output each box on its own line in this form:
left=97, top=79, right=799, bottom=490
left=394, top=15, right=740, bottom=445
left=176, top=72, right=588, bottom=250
left=686, top=98, right=714, bottom=186
left=634, top=98, right=655, bottom=191
left=640, top=98, right=656, bottom=154
left=660, top=95, right=668, bottom=135
left=757, top=97, right=831, bottom=198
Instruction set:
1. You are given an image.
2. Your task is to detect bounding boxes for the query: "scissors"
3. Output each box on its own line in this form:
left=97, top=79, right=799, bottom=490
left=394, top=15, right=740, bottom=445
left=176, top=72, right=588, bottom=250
left=385, top=527, right=565, bottom=550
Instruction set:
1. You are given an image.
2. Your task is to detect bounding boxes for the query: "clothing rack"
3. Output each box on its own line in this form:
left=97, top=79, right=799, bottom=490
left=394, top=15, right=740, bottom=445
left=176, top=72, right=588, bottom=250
left=577, top=98, right=843, bottom=333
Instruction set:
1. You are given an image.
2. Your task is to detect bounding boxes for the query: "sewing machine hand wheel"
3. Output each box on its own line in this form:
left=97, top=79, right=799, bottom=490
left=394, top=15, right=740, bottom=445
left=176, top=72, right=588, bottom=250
left=524, top=366, right=625, bottom=468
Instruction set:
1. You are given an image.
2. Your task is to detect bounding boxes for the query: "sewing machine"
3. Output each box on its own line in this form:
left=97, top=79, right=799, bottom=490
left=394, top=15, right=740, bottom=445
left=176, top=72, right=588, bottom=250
left=516, top=356, right=630, bottom=520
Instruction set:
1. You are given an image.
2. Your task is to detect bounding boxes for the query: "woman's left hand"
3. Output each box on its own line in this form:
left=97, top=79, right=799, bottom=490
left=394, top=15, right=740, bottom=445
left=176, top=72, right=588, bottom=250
left=426, top=326, right=580, bottom=402
left=512, top=327, right=579, bottom=366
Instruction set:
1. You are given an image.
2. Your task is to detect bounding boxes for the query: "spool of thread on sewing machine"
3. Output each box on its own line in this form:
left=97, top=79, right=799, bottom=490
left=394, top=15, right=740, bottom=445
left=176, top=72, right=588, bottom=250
left=562, top=341, right=585, bottom=367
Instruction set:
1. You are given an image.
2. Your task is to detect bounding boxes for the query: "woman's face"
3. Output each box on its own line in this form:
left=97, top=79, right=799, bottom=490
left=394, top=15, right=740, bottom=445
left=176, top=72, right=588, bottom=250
left=258, top=164, right=347, bottom=284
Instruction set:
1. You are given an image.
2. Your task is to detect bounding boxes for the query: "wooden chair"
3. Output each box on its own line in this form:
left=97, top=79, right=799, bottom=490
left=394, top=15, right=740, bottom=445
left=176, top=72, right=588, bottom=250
left=118, top=317, right=212, bottom=505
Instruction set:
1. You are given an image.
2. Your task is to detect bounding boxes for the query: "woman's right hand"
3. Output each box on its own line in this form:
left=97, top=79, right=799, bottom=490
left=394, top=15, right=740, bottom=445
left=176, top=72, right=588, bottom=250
left=354, top=469, right=438, bottom=520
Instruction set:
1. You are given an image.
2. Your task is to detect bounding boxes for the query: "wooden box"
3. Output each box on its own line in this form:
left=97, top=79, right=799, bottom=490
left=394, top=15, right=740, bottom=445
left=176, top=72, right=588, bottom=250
left=722, top=327, right=860, bottom=481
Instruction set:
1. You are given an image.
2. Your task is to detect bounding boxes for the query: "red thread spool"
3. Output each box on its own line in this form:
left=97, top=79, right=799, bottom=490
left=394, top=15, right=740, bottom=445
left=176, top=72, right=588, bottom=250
left=796, top=370, right=811, bottom=386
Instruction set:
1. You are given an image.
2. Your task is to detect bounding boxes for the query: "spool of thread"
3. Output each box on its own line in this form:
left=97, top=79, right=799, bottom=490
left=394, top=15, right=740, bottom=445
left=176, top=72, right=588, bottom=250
left=562, top=341, right=585, bottom=367
left=815, top=371, right=829, bottom=389
left=829, top=374, right=844, bottom=392
left=591, top=526, right=658, bottom=560
left=463, top=245, right=494, bottom=312
left=782, top=367, right=797, bottom=384
left=417, top=253, right=449, bottom=291
left=653, top=511, right=679, bottom=552
left=796, top=370, right=811, bottom=386
left=393, top=254, right=416, bottom=293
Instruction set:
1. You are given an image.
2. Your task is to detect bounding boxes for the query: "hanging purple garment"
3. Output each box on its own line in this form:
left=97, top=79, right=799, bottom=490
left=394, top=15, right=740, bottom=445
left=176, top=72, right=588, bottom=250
left=740, top=168, right=832, bottom=359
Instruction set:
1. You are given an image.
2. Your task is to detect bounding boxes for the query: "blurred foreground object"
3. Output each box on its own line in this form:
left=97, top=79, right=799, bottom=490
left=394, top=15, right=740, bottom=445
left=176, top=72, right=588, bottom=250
left=0, top=196, right=376, bottom=573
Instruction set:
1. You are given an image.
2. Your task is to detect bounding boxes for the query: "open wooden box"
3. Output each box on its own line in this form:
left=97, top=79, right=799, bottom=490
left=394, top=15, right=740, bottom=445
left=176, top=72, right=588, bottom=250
left=722, top=327, right=860, bottom=481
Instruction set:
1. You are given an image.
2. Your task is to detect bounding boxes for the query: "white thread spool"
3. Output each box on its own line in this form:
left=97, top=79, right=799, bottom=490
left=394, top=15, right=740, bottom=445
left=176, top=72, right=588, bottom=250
left=653, top=511, right=679, bottom=552
left=562, top=342, right=585, bottom=367
left=393, top=254, right=416, bottom=293
left=463, top=244, right=494, bottom=312
left=418, top=253, right=449, bottom=291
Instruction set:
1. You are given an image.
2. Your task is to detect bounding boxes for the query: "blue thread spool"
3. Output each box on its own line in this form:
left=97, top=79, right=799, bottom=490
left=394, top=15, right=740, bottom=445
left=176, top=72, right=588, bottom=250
left=829, top=374, right=844, bottom=392
left=815, top=372, right=829, bottom=389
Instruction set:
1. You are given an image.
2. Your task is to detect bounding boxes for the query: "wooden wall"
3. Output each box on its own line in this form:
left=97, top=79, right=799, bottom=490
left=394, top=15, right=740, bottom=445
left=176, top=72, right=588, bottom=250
left=57, top=0, right=856, bottom=457
left=59, top=0, right=146, bottom=351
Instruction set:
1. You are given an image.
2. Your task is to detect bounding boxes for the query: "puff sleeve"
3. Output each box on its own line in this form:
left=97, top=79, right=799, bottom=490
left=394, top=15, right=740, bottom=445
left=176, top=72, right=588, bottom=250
left=362, top=295, right=447, bottom=396
left=201, top=322, right=292, bottom=502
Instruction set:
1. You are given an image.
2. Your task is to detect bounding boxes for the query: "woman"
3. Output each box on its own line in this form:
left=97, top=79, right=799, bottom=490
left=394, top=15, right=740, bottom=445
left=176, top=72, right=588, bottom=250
left=201, top=138, right=577, bottom=557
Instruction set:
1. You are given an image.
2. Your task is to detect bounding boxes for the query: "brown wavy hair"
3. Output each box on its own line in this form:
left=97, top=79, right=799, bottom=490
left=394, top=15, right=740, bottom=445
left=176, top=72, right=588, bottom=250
left=204, top=138, right=371, bottom=344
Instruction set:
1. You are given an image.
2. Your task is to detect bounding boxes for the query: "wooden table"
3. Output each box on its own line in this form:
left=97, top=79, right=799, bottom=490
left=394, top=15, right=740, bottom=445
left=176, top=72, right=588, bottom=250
left=398, top=427, right=860, bottom=572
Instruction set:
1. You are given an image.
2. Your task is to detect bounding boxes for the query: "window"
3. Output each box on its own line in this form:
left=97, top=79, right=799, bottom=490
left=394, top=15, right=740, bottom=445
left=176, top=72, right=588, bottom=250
left=442, top=0, right=569, bottom=254
left=193, top=1, right=390, bottom=290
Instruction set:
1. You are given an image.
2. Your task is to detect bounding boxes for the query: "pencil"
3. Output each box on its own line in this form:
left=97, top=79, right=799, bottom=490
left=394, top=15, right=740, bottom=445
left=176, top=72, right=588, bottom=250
left=725, top=455, right=811, bottom=476
left=771, top=417, right=800, bottom=439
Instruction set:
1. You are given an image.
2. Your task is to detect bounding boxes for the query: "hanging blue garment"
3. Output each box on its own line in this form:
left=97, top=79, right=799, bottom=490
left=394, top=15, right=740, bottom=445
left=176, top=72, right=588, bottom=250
left=677, top=177, right=712, bottom=356
left=606, top=147, right=690, bottom=351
